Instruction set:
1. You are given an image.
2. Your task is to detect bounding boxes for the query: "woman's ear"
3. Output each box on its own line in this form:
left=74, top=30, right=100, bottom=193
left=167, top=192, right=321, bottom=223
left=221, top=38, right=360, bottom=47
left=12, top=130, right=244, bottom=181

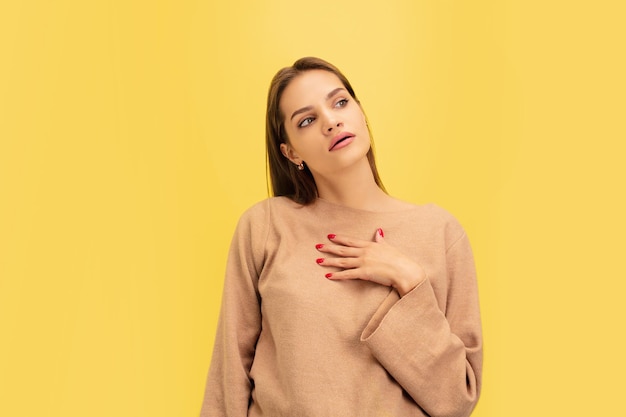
left=280, top=142, right=302, bottom=165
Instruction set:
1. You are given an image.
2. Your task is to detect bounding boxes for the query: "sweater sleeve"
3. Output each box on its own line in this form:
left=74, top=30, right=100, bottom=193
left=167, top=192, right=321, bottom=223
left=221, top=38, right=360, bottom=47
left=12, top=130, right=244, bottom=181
left=360, top=230, right=482, bottom=417
left=199, top=202, right=269, bottom=417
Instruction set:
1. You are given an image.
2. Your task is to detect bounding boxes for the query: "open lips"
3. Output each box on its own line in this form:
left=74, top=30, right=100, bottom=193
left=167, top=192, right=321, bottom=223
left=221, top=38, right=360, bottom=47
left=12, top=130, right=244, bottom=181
left=329, top=132, right=355, bottom=151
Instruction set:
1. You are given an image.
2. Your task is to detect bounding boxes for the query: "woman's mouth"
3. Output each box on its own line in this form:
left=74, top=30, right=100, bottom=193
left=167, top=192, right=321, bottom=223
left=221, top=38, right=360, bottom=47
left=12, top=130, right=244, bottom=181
left=329, top=132, right=355, bottom=151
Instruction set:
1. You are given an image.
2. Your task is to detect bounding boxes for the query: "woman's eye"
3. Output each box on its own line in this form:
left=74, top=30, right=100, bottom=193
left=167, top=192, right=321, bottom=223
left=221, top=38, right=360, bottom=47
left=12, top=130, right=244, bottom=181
left=299, top=117, right=314, bottom=128
left=335, top=98, right=349, bottom=108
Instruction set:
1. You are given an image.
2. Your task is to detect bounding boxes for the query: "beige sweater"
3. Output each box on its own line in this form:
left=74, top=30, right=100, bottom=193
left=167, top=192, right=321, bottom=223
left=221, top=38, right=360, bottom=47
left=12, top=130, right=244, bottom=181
left=200, top=197, right=482, bottom=417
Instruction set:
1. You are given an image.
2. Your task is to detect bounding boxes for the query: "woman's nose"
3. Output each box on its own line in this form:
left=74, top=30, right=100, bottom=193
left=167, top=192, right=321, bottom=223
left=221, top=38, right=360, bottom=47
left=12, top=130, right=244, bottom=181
left=323, top=113, right=343, bottom=134
left=328, top=122, right=343, bottom=131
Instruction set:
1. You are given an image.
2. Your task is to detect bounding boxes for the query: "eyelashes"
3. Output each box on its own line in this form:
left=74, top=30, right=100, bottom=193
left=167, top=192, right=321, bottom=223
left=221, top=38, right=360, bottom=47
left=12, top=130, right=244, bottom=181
left=297, top=98, right=350, bottom=128
left=335, top=98, right=349, bottom=108
left=299, top=116, right=315, bottom=128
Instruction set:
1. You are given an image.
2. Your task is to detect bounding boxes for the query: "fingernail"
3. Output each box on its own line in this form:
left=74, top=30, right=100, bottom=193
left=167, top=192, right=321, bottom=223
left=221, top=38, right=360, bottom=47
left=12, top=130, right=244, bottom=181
left=316, top=258, right=324, bottom=264
left=315, top=244, right=324, bottom=249
left=327, top=234, right=336, bottom=240
left=325, top=273, right=333, bottom=278
left=378, top=228, right=384, bottom=238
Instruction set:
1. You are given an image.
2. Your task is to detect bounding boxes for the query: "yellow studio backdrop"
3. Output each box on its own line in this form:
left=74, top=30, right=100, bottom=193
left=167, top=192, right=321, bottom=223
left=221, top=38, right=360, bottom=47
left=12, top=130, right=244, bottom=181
left=1, top=0, right=624, bottom=415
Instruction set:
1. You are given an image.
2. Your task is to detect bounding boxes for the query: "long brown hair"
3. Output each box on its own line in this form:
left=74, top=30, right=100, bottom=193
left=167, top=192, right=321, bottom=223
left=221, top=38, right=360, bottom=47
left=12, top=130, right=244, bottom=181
left=266, top=57, right=385, bottom=205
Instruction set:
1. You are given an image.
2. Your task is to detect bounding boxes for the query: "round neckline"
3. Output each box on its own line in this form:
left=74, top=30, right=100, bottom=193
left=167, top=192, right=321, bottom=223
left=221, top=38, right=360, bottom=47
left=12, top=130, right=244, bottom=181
left=313, top=196, right=425, bottom=215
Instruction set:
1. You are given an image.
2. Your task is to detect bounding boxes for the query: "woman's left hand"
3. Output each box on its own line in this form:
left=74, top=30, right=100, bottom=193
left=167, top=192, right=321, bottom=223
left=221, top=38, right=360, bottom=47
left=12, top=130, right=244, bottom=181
left=315, top=228, right=426, bottom=297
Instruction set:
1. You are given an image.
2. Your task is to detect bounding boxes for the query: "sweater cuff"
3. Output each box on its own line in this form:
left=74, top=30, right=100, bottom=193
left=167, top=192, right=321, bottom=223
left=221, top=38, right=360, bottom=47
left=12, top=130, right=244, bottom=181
left=360, top=279, right=435, bottom=342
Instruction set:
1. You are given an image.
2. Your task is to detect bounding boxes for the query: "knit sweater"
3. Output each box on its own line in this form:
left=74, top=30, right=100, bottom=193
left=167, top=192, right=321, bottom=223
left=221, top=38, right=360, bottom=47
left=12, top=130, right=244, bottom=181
left=200, top=197, right=482, bottom=417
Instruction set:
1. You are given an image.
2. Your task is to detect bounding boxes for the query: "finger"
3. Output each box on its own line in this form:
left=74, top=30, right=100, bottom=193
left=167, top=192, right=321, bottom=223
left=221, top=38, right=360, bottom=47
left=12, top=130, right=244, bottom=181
left=326, top=268, right=395, bottom=289
left=325, top=268, right=370, bottom=281
left=374, top=228, right=385, bottom=244
left=315, top=243, right=362, bottom=257
left=327, top=233, right=369, bottom=248
left=316, top=256, right=361, bottom=269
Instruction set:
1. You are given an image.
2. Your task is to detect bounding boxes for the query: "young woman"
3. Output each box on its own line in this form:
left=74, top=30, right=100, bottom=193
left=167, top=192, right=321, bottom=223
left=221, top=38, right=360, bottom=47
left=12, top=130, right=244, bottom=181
left=200, top=57, right=482, bottom=417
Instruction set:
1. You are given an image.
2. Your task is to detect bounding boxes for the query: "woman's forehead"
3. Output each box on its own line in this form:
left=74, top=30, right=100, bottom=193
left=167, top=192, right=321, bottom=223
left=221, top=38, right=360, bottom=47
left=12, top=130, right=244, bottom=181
left=281, top=70, right=345, bottom=109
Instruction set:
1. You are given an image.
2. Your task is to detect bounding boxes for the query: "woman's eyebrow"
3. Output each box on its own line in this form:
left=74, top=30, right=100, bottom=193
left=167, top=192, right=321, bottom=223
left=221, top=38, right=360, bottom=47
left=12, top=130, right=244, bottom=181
left=290, top=87, right=347, bottom=121
left=325, top=87, right=345, bottom=101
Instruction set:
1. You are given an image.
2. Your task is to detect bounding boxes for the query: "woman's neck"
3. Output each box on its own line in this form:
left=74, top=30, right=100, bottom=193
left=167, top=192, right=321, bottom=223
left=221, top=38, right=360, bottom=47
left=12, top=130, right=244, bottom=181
left=313, top=160, right=393, bottom=212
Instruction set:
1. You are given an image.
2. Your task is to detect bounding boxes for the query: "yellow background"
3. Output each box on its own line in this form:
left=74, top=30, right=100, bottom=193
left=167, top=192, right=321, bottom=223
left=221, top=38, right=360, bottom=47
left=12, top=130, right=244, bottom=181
left=1, top=1, right=624, bottom=415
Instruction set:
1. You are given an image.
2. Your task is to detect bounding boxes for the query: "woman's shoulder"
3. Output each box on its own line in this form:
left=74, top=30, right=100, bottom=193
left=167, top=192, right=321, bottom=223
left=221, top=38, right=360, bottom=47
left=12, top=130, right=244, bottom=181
left=420, top=202, right=461, bottom=224
left=230, top=197, right=296, bottom=242
left=424, top=203, right=468, bottom=245
left=390, top=197, right=458, bottom=222
left=238, top=196, right=302, bottom=221
left=393, top=199, right=467, bottom=242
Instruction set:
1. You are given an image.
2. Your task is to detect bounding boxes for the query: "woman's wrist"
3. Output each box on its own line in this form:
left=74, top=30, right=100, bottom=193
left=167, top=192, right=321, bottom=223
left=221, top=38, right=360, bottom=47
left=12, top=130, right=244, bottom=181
left=394, top=264, right=426, bottom=297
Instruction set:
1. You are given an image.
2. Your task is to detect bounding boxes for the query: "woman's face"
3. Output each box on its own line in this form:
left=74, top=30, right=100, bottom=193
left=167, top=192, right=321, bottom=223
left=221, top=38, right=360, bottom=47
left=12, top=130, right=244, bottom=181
left=279, top=70, right=371, bottom=178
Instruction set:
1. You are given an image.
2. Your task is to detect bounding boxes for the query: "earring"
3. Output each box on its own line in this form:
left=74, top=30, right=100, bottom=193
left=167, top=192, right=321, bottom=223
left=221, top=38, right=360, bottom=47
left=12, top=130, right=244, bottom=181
left=297, top=162, right=305, bottom=171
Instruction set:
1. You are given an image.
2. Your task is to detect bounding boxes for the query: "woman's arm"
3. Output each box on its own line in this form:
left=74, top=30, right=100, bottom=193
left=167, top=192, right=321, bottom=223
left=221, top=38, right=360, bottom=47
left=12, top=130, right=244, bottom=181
left=199, top=202, right=269, bottom=417
left=317, top=227, right=482, bottom=417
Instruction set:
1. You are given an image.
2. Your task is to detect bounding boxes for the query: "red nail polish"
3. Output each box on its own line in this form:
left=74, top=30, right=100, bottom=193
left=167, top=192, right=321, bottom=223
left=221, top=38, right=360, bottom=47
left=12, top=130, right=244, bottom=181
left=327, top=234, right=336, bottom=240
left=315, top=244, right=324, bottom=249
left=325, top=273, right=333, bottom=278
left=378, top=228, right=384, bottom=238
left=316, top=258, right=324, bottom=264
